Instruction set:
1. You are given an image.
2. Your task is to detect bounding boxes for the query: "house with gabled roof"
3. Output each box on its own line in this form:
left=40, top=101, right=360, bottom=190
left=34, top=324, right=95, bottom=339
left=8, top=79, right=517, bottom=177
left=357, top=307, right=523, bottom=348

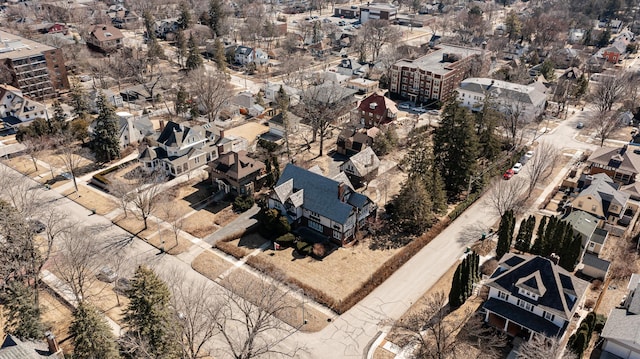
left=483, top=254, right=589, bottom=340
left=138, top=121, right=224, bottom=177
left=86, top=24, right=124, bottom=53
left=570, top=173, right=629, bottom=222
left=268, top=164, right=376, bottom=245
left=0, top=85, right=49, bottom=125
left=587, top=145, right=640, bottom=185
left=207, top=150, right=266, bottom=195
left=0, top=333, right=64, bottom=358
left=562, top=211, right=608, bottom=255
left=336, top=127, right=379, bottom=156
left=115, top=112, right=154, bottom=149
left=356, top=93, right=397, bottom=128
left=601, top=273, right=640, bottom=358
left=339, top=147, right=380, bottom=188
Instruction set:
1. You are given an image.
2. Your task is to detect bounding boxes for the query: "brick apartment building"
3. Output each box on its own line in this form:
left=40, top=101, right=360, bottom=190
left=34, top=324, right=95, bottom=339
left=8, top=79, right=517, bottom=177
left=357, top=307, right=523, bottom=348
left=389, top=44, right=488, bottom=106
left=0, top=30, right=69, bottom=101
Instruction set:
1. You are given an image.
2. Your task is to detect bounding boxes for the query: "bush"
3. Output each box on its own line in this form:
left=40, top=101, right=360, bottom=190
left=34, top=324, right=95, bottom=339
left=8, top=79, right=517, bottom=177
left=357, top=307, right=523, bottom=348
left=296, top=241, right=312, bottom=255
left=591, top=279, right=603, bottom=290
left=232, top=194, right=255, bottom=212
left=312, top=243, right=326, bottom=258
left=275, top=233, right=296, bottom=247
left=584, top=299, right=596, bottom=310
left=594, top=314, right=607, bottom=333
left=258, top=208, right=290, bottom=239
left=480, top=259, right=499, bottom=276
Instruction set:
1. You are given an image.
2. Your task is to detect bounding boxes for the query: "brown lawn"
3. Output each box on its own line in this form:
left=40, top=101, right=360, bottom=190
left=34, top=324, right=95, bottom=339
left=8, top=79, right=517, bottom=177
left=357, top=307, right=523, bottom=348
left=182, top=210, right=219, bottom=238
left=4, top=156, right=48, bottom=177
left=85, top=280, right=130, bottom=325
left=113, top=215, right=160, bottom=238
left=254, top=241, right=399, bottom=304
left=146, top=230, right=193, bottom=255
left=224, top=122, right=269, bottom=141
left=191, top=250, right=233, bottom=281
left=212, top=205, right=238, bottom=227
left=219, top=269, right=330, bottom=333
left=156, top=180, right=215, bottom=222
left=39, top=290, right=75, bottom=355
left=62, top=185, right=118, bottom=215
left=217, top=233, right=271, bottom=258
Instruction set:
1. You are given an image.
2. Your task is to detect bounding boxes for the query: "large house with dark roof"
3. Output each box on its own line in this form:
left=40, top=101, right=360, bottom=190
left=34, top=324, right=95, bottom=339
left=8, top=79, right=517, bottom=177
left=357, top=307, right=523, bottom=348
left=356, top=93, right=398, bottom=128
left=570, top=173, right=629, bottom=223
left=587, top=145, right=640, bottom=185
left=268, top=164, right=376, bottom=246
left=601, top=274, right=640, bottom=358
left=86, top=24, right=124, bottom=53
left=483, top=254, right=588, bottom=340
left=208, top=150, right=266, bottom=195
left=138, top=121, right=224, bottom=177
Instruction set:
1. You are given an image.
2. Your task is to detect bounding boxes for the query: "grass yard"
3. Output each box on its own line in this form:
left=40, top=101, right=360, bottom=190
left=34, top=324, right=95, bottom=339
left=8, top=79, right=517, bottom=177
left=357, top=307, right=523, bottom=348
left=218, top=269, right=330, bottom=333
left=217, top=233, right=270, bottom=258
left=254, top=242, right=399, bottom=304
left=145, top=230, right=193, bottom=255
left=224, top=122, right=269, bottom=141
left=191, top=250, right=234, bottom=281
left=113, top=215, right=160, bottom=239
left=212, top=205, right=238, bottom=227
left=181, top=210, right=219, bottom=238
left=156, top=180, right=215, bottom=222
left=62, top=185, right=118, bottom=215
left=3, top=156, right=48, bottom=177
left=39, top=290, right=75, bottom=355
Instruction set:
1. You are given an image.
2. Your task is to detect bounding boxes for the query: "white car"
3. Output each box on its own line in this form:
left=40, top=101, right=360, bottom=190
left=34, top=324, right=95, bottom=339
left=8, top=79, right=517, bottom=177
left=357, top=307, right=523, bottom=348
left=524, top=150, right=534, bottom=160
left=399, top=103, right=412, bottom=110
left=512, top=162, right=523, bottom=174
left=412, top=107, right=427, bottom=113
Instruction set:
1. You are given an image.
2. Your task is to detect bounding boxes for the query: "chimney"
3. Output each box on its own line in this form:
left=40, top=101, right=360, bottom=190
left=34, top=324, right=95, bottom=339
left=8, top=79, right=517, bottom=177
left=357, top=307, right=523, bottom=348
left=548, top=253, right=560, bottom=265
left=621, top=144, right=628, bottom=155
left=159, top=119, right=165, bottom=131
left=45, top=332, right=61, bottom=354
left=338, top=182, right=345, bottom=202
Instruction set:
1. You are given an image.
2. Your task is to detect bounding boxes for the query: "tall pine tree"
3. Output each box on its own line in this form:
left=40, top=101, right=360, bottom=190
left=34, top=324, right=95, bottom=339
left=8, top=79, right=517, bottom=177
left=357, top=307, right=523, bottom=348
left=531, top=216, right=547, bottom=254
left=122, top=266, right=180, bottom=359
left=50, top=101, right=67, bottom=135
left=1, top=282, right=43, bottom=340
left=91, top=94, right=121, bottom=163
left=70, top=303, right=120, bottom=359
left=514, top=218, right=530, bottom=252
left=496, top=210, right=515, bottom=259
left=433, top=100, right=480, bottom=197
left=213, top=37, right=226, bottom=72
left=186, top=34, right=203, bottom=71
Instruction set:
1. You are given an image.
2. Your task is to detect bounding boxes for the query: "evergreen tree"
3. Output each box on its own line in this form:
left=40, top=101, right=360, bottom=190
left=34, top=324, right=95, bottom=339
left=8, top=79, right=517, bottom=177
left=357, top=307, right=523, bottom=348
left=540, top=59, right=555, bottom=81
left=531, top=216, right=547, bottom=254
left=542, top=216, right=558, bottom=256
left=175, top=85, right=189, bottom=116
left=70, top=303, right=120, bottom=359
left=91, top=94, right=121, bottom=163
left=460, top=257, right=470, bottom=299
left=474, top=102, right=501, bottom=160
left=449, top=263, right=463, bottom=309
left=122, top=266, right=180, bottom=359
left=2, top=282, right=43, bottom=340
left=403, top=133, right=447, bottom=213
left=560, top=229, right=581, bottom=271
left=272, top=156, right=280, bottom=183
left=514, top=218, right=530, bottom=252
left=175, top=30, right=188, bottom=68
left=207, top=0, right=226, bottom=37
left=213, top=37, right=226, bottom=71
left=570, top=329, right=589, bottom=357
left=70, top=84, right=89, bottom=119
left=177, top=2, right=192, bottom=30
left=496, top=210, right=514, bottom=259
left=388, top=176, right=434, bottom=235
left=186, top=34, right=203, bottom=70
left=433, top=100, right=480, bottom=197
left=264, top=158, right=274, bottom=187
left=50, top=101, right=67, bottom=135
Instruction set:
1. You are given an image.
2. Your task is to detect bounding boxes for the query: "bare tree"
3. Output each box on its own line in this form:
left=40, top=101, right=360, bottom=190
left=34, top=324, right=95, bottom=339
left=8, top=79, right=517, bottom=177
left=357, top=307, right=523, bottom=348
left=591, top=110, right=622, bottom=147
left=487, top=177, right=527, bottom=216
left=363, top=19, right=402, bottom=61
left=515, top=334, right=576, bottom=359
left=188, top=68, right=233, bottom=122
left=0, top=166, right=41, bottom=216
left=53, top=226, right=105, bottom=303
left=109, top=178, right=136, bottom=219
left=166, top=271, right=221, bottom=359
left=125, top=46, right=164, bottom=108
left=215, top=273, right=304, bottom=359
left=128, top=172, right=167, bottom=230
left=20, top=136, right=48, bottom=172
left=523, top=142, right=559, bottom=198
left=57, top=138, right=91, bottom=194
left=160, top=201, right=185, bottom=248
left=590, top=74, right=628, bottom=113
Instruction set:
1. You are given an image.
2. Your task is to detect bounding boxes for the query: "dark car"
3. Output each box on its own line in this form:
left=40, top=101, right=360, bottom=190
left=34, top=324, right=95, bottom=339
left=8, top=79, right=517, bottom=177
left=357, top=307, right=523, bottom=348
left=27, top=219, right=46, bottom=233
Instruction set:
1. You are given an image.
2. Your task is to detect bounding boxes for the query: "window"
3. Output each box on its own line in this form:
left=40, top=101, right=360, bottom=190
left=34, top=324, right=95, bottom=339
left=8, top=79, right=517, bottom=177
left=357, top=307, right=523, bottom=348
left=498, top=291, right=509, bottom=301
left=333, top=230, right=341, bottom=239
left=544, top=312, right=555, bottom=321
left=308, top=220, right=323, bottom=233
left=517, top=299, right=534, bottom=312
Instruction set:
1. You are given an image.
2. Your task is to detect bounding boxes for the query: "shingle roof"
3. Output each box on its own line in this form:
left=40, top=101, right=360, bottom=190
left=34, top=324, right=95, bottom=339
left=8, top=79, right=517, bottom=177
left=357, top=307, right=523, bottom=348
left=485, top=254, right=589, bottom=321
left=602, top=277, right=640, bottom=344
left=562, top=211, right=598, bottom=240
left=484, top=298, right=568, bottom=337
left=581, top=253, right=611, bottom=272
left=459, top=78, right=547, bottom=106
left=88, top=24, right=124, bottom=42
left=209, top=150, right=265, bottom=181
left=0, top=335, right=58, bottom=359
left=343, top=147, right=380, bottom=176
left=588, top=145, right=640, bottom=175
left=576, top=173, right=629, bottom=215
left=274, top=164, right=372, bottom=224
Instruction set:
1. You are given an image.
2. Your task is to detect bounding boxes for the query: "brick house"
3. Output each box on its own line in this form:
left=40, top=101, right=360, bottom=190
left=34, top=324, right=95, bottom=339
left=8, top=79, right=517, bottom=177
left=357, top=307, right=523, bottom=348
left=356, top=93, right=398, bottom=128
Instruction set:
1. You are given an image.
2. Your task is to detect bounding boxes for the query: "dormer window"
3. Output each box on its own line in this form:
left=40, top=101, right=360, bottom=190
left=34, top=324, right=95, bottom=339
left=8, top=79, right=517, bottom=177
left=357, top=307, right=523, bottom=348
left=518, top=287, right=539, bottom=301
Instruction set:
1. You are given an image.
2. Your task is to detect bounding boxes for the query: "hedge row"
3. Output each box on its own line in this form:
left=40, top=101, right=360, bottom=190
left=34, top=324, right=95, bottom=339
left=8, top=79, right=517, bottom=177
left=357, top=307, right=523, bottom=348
left=448, top=192, right=482, bottom=221
left=215, top=241, right=249, bottom=259
left=91, top=159, right=137, bottom=189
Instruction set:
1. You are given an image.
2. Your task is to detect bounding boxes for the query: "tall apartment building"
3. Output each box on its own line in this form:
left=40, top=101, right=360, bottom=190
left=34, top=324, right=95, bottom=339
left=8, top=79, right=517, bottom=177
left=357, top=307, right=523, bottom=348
left=389, top=44, right=488, bottom=105
left=0, top=30, right=69, bottom=101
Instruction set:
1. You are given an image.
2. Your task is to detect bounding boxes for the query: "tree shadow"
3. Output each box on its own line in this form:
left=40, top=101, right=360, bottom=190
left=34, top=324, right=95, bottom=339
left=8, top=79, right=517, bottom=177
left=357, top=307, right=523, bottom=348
left=456, top=222, right=491, bottom=245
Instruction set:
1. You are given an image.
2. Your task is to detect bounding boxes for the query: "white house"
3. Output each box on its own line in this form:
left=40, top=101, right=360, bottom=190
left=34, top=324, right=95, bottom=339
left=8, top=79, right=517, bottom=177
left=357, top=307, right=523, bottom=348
left=483, top=254, right=588, bottom=340
left=116, top=112, right=154, bottom=148
left=457, top=78, right=547, bottom=122
left=601, top=274, right=640, bottom=359
left=234, top=46, right=269, bottom=66
left=0, top=85, right=49, bottom=124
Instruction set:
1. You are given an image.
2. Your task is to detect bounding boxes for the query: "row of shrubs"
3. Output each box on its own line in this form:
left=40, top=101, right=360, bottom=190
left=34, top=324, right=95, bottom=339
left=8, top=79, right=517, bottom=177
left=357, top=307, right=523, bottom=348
left=568, top=311, right=606, bottom=357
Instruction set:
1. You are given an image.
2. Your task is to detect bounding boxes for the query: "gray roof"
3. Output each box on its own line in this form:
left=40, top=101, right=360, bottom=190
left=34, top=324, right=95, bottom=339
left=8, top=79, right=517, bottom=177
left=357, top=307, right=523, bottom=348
left=486, top=254, right=589, bottom=322
left=562, top=211, right=598, bottom=240
left=577, top=173, right=630, bottom=215
left=393, top=44, right=485, bottom=76
left=602, top=280, right=640, bottom=344
left=459, top=78, right=547, bottom=106
left=581, top=253, right=611, bottom=272
left=592, top=228, right=608, bottom=245
left=343, top=147, right=380, bottom=177
left=0, top=335, right=59, bottom=359
left=273, top=164, right=372, bottom=224
left=235, top=46, right=253, bottom=55
left=588, top=145, right=640, bottom=176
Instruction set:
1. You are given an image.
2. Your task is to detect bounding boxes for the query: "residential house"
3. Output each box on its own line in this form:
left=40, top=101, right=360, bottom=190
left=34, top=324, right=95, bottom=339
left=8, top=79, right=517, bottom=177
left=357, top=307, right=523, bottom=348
left=580, top=252, right=610, bottom=280
left=268, top=164, right=377, bottom=246
left=601, top=274, right=640, bottom=358
left=0, top=85, right=49, bottom=125
left=0, top=30, right=70, bottom=101
left=346, top=78, right=379, bottom=95
left=38, top=23, right=68, bottom=35
left=208, top=150, right=266, bottom=195
left=562, top=211, right=608, bottom=256
left=300, top=83, right=357, bottom=124
left=138, top=121, right=224, bottom=177
left=610, top=19, right=624, bottom=33
left=336, top=58, right=368, bottom=77
left=570, top=173, right=630, bottom=223
left=234, top=46, right=269, bottom=66
left=263, top=83, right=300, bottom=106
left=586, top=145, right=640, bottom=185
left=153, top=18, right=179, bottom=39
left=336, top=127, right=379, bottom=155
left=389, top=44, right=489, bottom=105
left=0, top=333, right=64, bottom=358
left=339, top=147, right=380, bottom=188
left=603, top=42, right=627, bottom=64
left=549, top=48, right=580, bottom=69
left=109, top=6, right=139, bottom=28
left=457, top=78, right=547, bottom=122
left=483, top=254, right=588, bottom=340
left=86, top=24, right=124, bottom=53
left=115, top=112, right=154, bottom=148
left=355, top=93, right=398, bottom=128
left=568, top=29, right=586, bottom=44
left=89, top=88, right=123, bottom=113
left=265, top=111, right=300, bottom=140
left=359, top=3, right=397, bottom=23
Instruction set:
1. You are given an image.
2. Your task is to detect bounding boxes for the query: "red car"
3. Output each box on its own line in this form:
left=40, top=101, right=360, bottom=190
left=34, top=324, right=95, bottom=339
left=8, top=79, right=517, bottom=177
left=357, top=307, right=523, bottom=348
left=503, top=169, right=515, bottom=180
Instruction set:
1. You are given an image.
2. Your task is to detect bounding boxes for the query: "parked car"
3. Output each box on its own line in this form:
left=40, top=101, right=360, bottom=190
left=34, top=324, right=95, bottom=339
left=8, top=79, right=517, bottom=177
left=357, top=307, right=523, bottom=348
left=412, top=107, right=427, bottom=113
left=427, top=109, right=440, bottom=115
left=512, top=162, right=523, bottom=174
left=576, top=122, right=584, bottom=129
left=503, top=169, right=515, bottom=180
left=322, top=18, right=332, bottom=23
left=97, top=267, right=118, bottom=283
left=524, top=150, right=534, bottom=160
left=398, top=103, right=412, bottom=110
left=114, top=277, right=131, bottom=293
left=338, top=20, right=346, bottom=26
